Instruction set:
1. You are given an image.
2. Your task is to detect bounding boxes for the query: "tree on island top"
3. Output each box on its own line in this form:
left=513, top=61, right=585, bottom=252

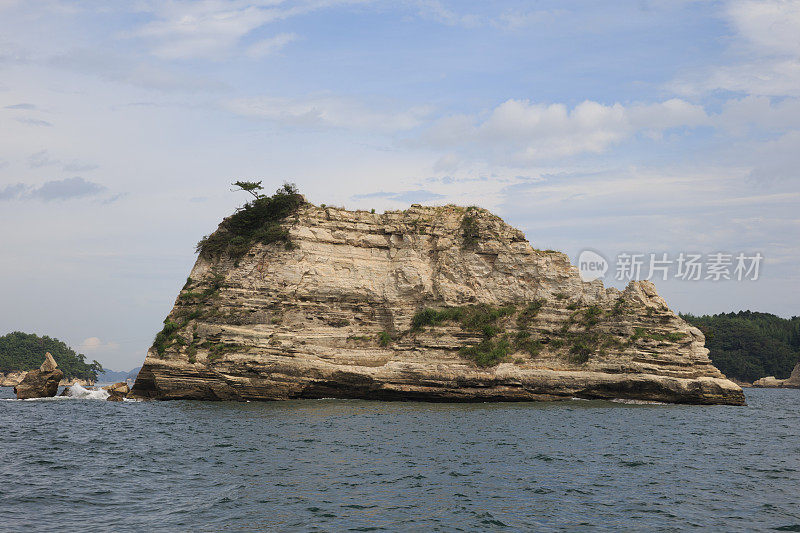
left=232, top=180, right=265, bottom=199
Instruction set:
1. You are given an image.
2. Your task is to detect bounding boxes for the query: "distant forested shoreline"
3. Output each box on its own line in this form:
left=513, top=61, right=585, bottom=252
left=681, top=311, right=800, bottom=383
left=0, top=331, right=103, bottom=381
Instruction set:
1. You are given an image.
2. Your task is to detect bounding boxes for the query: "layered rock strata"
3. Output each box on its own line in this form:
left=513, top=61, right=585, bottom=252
left=131, top=204, right=744, bottom=405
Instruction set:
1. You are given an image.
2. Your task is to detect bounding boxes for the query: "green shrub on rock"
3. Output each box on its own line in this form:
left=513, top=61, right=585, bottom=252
left=460, top=336, right=511, bottom=367
left=378, top=331, right=392, bottom=347
left=460, top=208, right=480, bottom=249
left=196, top=182, right=304, bottom=261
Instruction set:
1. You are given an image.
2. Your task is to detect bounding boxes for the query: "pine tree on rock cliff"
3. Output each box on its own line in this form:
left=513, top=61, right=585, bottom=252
left=232, top=180, right=265, bottom=200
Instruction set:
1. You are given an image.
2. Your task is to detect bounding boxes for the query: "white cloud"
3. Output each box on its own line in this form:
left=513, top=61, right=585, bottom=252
left=245, top=32, right=297, bottom=58
left=225, top=94, right=435, bottom=133
left=708, top=96, right=800, bottom=185
left=421, top=98, right=708, bottom=164
left=727, top=0, right=800, bottom=56
left=133, top=2, right=279, bottom=60
left=48, top=48, right=226, bottom=92
left=492, top=9, right=562, bottom=31
left=672, top=0, right=800, bottom=96
left=432, top=152, right=459, bottom=172
left=27, top=149, right=99, bottom=172
left=746, top=130, right=800, bottom=183
left=717, top=95, right=800, bottom=133
left=5, top=102, right=36, bottom=109
left=410, top=1, right=565, bottom=30
left=78, top=336, right=119, bottom=353
left=129, top=0, right=371, bottom=60
left=0, top=177, right=108, bottom=201
left=675, top=59, right=800, bottom=98
left=16, top=117, right=52, bottom=127
left=411, top=0, right=482, bottom=28
left=28, top=150, right=59, bottom=167
left=0, top=0, right=21, bottom=12
left=80, top=336, right=102, bottom=350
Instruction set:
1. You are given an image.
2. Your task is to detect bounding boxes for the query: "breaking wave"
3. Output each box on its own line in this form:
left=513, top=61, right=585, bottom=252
left=65, top=383, right=109, bottom=400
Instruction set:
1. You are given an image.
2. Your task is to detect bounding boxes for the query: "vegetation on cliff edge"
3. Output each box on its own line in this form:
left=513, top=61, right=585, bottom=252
left=410, top=303, right=562, bottom=367
left=460, top=207, right=480, bottom=249
left=196, top=182, right=304, bottom=261
left=152, top=270, right=225, bottom=356
left=409, top=298, right=689, bottom=368
left=0, top=331, right=103, bottom=380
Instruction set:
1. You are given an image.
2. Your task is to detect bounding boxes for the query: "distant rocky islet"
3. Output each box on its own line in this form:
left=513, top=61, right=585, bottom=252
left=6, top=352, right=130, bottom=401
left=753, top=362, right=800, bottom=388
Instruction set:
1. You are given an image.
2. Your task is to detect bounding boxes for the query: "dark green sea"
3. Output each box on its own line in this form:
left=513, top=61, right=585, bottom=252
left=1, top=387, right=798, bottom=532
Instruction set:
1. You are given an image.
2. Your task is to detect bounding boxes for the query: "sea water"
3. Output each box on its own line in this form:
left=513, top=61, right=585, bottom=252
left=1, top=387, right=798, bottom=532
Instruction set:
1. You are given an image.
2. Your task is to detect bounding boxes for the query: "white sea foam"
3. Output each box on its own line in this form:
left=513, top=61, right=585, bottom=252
left=65, top=383, right=110, bottom=400
left=1, top=384, right=111, bottom=401
left=611, top=398, right=665, bottom=405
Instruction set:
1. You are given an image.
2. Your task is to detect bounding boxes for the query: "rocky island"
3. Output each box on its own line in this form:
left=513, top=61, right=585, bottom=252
left=131, top=184, right=744, bottom=405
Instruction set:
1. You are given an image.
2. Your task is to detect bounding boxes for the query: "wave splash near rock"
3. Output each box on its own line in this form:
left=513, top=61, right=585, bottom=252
left=64, top=383, right=110, bottom=400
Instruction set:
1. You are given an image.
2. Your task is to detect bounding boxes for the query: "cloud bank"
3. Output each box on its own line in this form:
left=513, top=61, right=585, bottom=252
left=420, top=98, right=708, bottom=165
left=0, top=177, right=107, bottom=201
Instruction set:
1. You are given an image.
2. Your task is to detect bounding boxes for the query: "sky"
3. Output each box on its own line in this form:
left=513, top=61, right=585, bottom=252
left=1, top=0, right=799, bottom=371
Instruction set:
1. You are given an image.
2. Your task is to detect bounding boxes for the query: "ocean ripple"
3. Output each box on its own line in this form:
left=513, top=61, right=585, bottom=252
left=0, top=387, right=798, bottom=531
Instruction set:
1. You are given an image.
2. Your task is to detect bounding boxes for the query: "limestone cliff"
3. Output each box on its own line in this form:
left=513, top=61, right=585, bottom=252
left=131, top=202, right=744, bottom=405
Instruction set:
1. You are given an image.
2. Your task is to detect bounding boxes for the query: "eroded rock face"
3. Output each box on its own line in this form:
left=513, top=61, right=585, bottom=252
left=14, top=353, right=64, bottom=399
left=0, top=371, right=27, bottom=387
left=753, top=363, right=800, bottom=388
left=130, top=204, right=744, bottom=405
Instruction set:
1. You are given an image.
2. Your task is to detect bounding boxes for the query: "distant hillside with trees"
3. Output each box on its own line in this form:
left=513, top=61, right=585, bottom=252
left=681, top=311, right=800, bottom=383
left=0, top=331, right=103, bottom=381
left=96, top=366, right=140, bottom=383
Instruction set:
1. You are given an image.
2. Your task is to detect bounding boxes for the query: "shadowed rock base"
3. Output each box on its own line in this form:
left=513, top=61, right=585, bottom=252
left=130, top=359, right=745, bottom=405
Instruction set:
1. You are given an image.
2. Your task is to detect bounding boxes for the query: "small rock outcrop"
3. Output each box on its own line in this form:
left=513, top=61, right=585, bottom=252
left=102, top=382, right=130, bottom=401
left=753, top=362, right=800, bottom=388
left=0, top=371, right=27, bottom=387
left=131, top=202, right=744, bottom=405
left=59, top=378, right=94, bottom=387
left=14, top=353, right=63, bottom=399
